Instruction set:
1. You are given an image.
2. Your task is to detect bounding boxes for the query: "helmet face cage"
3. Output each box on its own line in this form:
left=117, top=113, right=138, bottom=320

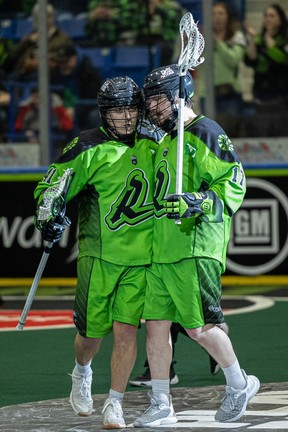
left=143, top=65, right=194, bottom=133
left=97, top=77, right=143, bottom=144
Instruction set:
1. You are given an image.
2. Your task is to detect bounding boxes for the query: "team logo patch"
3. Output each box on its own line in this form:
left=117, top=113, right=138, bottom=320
left=218, top=134, right=234, bottom=152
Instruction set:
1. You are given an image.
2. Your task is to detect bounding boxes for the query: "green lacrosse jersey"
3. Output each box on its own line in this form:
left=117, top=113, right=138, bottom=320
left=34, top=127, right=156, bottom=266
left=153, top=115, right=246, bottom=271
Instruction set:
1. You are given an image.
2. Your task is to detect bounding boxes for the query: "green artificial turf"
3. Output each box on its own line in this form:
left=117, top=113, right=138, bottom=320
left=0, top=299, right=287, bottom=408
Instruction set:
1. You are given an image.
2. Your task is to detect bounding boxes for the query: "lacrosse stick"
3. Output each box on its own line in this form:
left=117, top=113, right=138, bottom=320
left=175, top=12, right=205, bottom=224
left=16, top=168, right=74, bottom=331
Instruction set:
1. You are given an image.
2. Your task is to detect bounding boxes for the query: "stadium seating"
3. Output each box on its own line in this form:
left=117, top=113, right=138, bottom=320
left=76, top=46, right=115, bottom=79
left=112, top=45, right=162, bottom=86
left=56, top=16, right=87, bottom=41
left=0, top=19, right=15, bottom=40
left=14, top=17, right=33, bottom=41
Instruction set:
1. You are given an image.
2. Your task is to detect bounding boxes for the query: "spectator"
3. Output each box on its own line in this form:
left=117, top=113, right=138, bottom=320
left=85, top=0, right=186, bottom=64
left=0, top=81, right=10, bottom=141
left=49, top=0, right=89, bottom=15
left=244, top=3, right=288, bottom=137
left=85, top=0, right=140, bottom=47
left=0, top=38, right=14, bottom=140
left=136, top=0, right=187, bottom=65
left=7, top=3, right=74, bottom=82
left=0, top=37, right=14, bottom=76
left=15, top=88, right=73, bottom=144
left=196, top=2, right=246, bottom=137
left=50, top=45, right=103, bottom=131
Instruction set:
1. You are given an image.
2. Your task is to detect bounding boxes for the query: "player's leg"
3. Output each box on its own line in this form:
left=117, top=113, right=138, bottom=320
left=70, top=257, right=124, bottom=418
left=134, top=262, right=178, bottom=427
left=175, top=321, right=227, bottom=376
left=70, top=333, right=102, bottom=416
left=133, top=319, right=178, bottom=427
left=129, top=322, right=179, bottom=387
left=102, top=321, right=138, bottom=429
left=102, top=265, right=146, bottom=429
left=183, top=258, right=260, bottom=423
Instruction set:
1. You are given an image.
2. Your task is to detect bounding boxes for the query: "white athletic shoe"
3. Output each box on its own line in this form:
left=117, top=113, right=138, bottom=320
left=69, top=366, right=93, bottom=416
left=102, top=397, right=126, bottom=429
left=215, top=369, right=260, bottom=422
left=133, top=392, right=178, bottom=427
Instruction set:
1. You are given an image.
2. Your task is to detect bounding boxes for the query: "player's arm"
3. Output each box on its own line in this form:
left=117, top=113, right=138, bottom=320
left=164, top=190, right=223, bottom=221
left=164, top=162, right=246, bottom=221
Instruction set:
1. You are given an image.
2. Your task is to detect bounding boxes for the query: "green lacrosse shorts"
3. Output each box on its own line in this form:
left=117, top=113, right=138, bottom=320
left=143, top=257, right=224, bottom=328
left=73, top=256, right=146, bottom=338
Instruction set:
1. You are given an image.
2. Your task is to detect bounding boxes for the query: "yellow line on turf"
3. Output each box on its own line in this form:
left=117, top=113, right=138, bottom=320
left=0, top=276, right=288, bottom=287
left=0, top=278, right=77, bottom=287
left=222, top=275, right=288, bottom=286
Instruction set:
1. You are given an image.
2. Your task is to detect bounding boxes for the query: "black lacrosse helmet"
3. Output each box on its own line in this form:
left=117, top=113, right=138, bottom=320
left=143, top=64, right=194, bottom=132
left=97, top=76, right=143, bottom=144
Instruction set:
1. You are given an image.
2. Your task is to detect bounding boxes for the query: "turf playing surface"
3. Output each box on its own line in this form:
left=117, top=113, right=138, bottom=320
left=0, top=297, right=287, bottom=409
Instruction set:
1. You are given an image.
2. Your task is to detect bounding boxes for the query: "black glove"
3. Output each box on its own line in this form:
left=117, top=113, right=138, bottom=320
left=164, top=192, right=213, bottom=219
left=36, top=216, right=71, bottom=243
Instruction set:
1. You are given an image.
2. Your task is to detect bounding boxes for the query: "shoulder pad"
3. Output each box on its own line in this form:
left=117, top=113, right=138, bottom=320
left=188, top=117, right=240, bottom=163
left=55, top=128, right=108, bottom=163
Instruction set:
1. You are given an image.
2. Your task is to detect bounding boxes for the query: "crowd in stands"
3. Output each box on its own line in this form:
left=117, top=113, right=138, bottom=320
left=0, top=0, right=287, bottom=149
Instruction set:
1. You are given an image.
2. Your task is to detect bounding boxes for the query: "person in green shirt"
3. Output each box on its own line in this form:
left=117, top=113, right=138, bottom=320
left=34, top=76, right=156, bottom=429
left=133, top=64, right=260, bottom=428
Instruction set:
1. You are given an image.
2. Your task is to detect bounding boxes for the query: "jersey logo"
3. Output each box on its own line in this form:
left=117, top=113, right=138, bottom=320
left=154, top=159, right=170, bottom=217
left=185, top=142, right=196, bottom=157
left=218, top=134, right=234, bottom=152
left=105, top=169, right=154, bottom=230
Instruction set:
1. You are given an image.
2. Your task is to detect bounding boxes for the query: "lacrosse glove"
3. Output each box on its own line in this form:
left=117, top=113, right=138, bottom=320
left=36, top=216, right=71, bottom=243
left=164, top=191, right=214, bottom=219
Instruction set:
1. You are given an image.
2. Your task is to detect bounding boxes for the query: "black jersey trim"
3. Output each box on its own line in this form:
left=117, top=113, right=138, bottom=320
left=55, top=127, right=110, bottom=163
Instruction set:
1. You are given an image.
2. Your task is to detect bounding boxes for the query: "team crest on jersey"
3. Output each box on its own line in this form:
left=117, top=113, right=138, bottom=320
left=105, top=168, right=154, bottom=230
left=185, top=142, right=196, bottom=157
left=218, top=134, right=234, bottom=152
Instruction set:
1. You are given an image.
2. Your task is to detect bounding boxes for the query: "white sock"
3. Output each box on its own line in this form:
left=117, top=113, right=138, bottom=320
left=222, top=360, right=246, bottom=389
left=151, top=379, right=170, bottom=402
left=109, top=389, right=124, bottom=402
left=75, top=360, right=92, bottom=376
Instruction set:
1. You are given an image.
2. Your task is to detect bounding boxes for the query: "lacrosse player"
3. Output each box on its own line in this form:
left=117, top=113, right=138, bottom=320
left=34, top=76, right=157, bottom=429
left=133, top=64, right=260, bottom=427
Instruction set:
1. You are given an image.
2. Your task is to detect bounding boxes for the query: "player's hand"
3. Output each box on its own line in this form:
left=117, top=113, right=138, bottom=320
left=164, top=192, right=213, bottom=219
left=36, top=216, right=71, bottom=243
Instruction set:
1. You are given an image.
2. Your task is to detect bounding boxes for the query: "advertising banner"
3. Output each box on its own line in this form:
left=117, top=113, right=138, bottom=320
left=0, top=170, right=287, bottom=280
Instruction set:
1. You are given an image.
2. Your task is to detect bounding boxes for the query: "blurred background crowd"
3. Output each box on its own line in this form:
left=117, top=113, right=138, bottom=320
left=0, top=0, right=287, bottom=159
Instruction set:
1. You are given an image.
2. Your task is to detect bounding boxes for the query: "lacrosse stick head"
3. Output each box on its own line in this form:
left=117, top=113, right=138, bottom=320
left=143, top=64, right=194, bottom=132
left=37, top=168, right=74, bottom=222
left=178, top=12, right=205, bottom=76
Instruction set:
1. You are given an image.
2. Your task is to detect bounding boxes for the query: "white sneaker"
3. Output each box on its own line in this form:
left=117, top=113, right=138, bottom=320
left=215, top=369, right=260, bottom=422
left=69, top=366, right=93, bottom=416
left=133, top=392, right=178, bottom=427
left=102, top=397, right=126, bottom=429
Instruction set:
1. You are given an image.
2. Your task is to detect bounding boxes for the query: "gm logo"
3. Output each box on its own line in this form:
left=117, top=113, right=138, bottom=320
left=227, top=178, right=288, bottom=275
